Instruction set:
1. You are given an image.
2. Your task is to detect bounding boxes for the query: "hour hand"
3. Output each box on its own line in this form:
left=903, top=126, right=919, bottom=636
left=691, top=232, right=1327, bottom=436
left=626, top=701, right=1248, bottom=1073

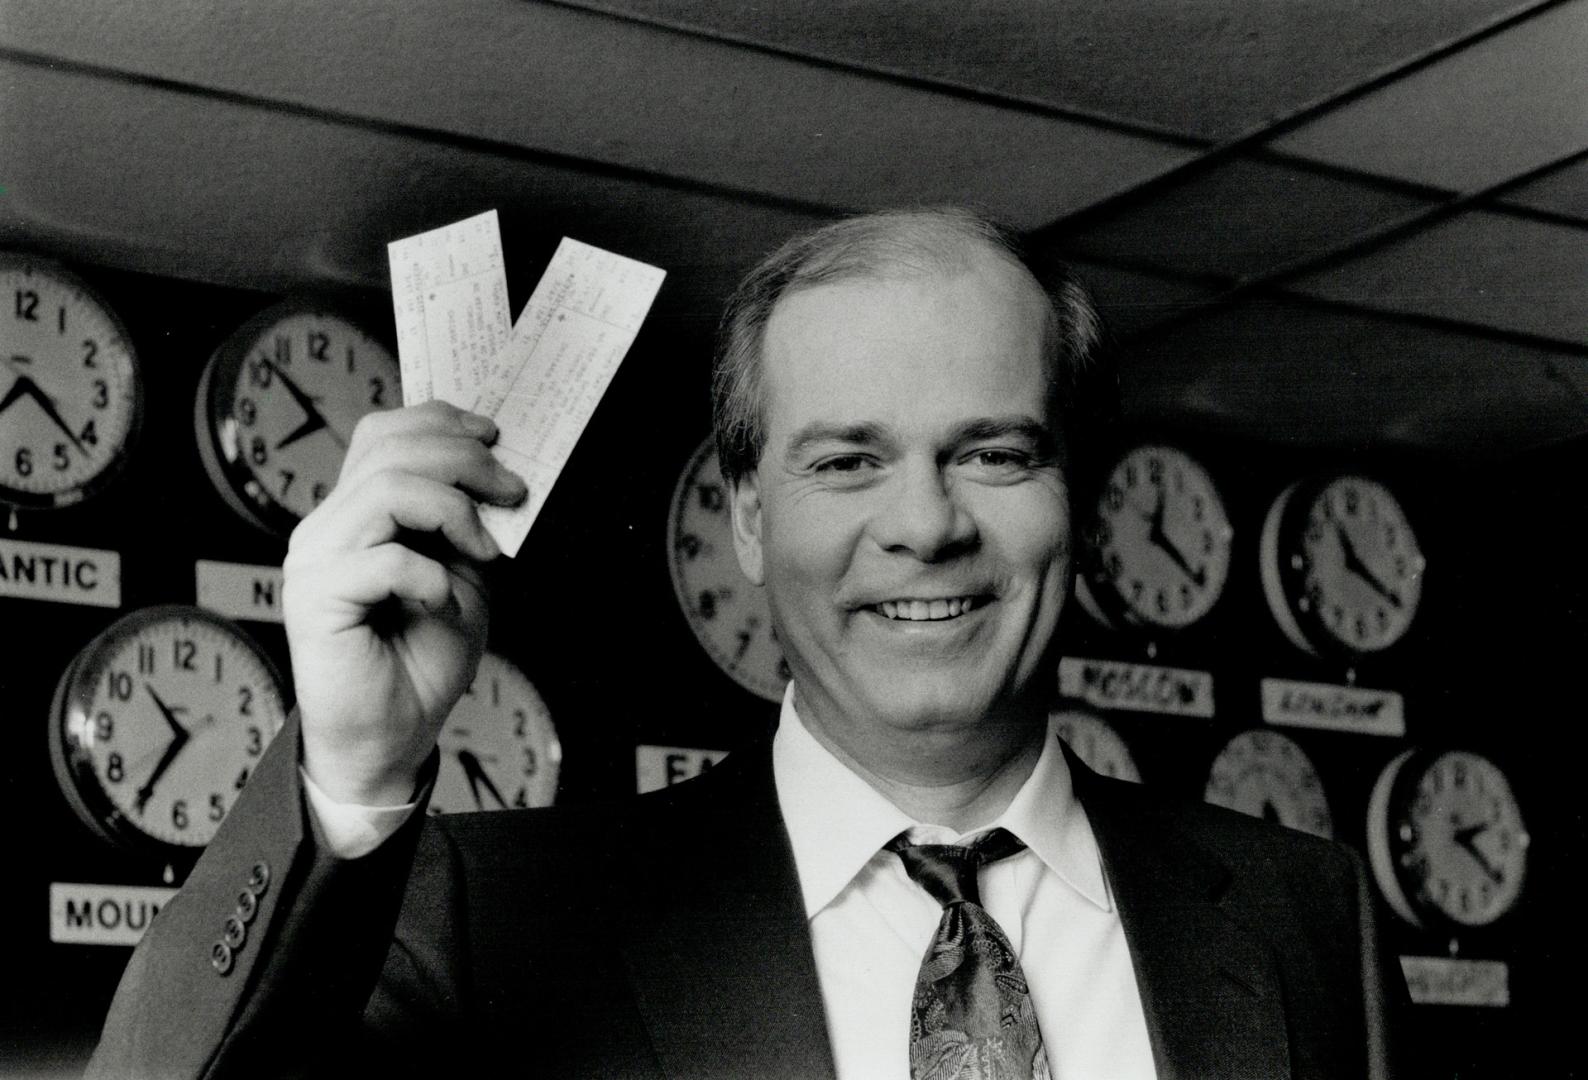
left=457, top=749, right=508, bottom=810
left=4, top=375, right=86, bottom=453
left=1146, top=490, right=1206, bottom=587
left=261, top=357, right=347, bottom=451
left=1335, top=526, right=1402, bottom=609
left=1452, top=824, right=1505, bottom=884
left=145, top=684, right=190, bottom=739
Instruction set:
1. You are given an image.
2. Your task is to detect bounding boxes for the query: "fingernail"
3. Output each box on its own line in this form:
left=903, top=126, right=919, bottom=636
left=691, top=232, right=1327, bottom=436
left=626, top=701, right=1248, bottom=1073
left=480, top=527, right=502, bottom=560
left=463, top=412, right=497, bottom=440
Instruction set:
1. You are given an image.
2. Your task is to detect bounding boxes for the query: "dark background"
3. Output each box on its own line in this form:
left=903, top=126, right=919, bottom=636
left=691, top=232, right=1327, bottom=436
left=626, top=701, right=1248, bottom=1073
left=3, top=2, right=1584, bottom=1076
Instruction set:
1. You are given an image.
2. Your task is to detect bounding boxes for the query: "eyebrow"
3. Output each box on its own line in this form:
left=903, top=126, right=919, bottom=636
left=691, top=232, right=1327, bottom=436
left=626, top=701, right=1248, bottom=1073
left=782, top=415, right=1059, bottom=463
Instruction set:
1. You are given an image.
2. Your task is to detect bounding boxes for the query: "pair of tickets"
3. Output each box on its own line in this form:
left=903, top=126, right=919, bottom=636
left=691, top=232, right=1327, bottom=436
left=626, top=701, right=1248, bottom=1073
left=388, top=210, right=666, bottom=557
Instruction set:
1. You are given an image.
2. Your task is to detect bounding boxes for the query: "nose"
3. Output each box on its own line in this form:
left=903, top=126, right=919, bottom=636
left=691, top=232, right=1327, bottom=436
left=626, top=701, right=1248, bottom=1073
left=870, top=460, right=978, bottom=562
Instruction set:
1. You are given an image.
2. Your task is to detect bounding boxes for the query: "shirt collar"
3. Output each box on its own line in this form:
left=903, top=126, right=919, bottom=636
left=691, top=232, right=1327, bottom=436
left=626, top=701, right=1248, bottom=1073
left=771, top=685, right=1111, bottom=918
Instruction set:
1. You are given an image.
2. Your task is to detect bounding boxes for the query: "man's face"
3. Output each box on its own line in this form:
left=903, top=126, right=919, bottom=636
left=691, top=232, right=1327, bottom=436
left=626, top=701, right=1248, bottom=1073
left=729, top=252, right=1072, bottom=745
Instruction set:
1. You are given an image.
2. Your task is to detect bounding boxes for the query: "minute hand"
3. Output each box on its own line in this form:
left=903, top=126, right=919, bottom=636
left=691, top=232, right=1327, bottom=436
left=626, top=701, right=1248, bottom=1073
left=261, top=358, right=347, bottom=452
left=1335, top=527, right=1401, bottom=608
left=1146, top=491, right=1206, bottom=587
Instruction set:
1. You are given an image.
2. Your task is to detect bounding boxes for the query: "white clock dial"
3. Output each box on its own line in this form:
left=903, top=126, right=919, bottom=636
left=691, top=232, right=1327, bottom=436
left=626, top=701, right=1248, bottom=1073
left=429, top=652, right=560, bottom=814
left=1204, top=729, right=1333, bottom=839
left=0, top=256, right=141, bottom=509
left=50, top=606, right=287, bottom=854
left=1051, top=708, right=1141, bottom=782
left=1261, top=475, right=1426, bottom=657
left=196, top=304, right=399, bottom=534
left=667, top=437, right=789, bottom=702
left=1367, top=749, right=1528, bottom=930
left=1084, top=443, right=1233, bottom=632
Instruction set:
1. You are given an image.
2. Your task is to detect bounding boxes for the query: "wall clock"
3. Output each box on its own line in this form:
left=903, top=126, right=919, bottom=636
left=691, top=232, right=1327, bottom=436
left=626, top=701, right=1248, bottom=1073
left=48, top=605, right=288, bottom=858
left=1051, top=708, right=1141, bottom=782
left=0, top=255, right=142, bottom=510
left=1366, top=748, right=1528, bottom=931
left=666, top=436, right=789, bottom=702
left=195, top=302, right=400, bottom=535
left=1078, top=443, right=1233, bottom=634
left=1259, top=473, right=1425, bottom=658
left=428, top=651, right=561, bottom=814
left=1203, top=728, right=1333, bottom=839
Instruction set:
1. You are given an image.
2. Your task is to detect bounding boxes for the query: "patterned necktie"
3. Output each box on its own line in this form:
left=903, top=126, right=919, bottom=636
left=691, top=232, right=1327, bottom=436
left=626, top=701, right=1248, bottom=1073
left=889, top=828, right=1050, bottom=1080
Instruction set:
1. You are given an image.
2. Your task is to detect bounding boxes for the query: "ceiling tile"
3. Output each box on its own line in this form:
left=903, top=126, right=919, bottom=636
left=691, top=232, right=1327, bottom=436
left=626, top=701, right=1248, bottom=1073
left=0, top=0, right=1192, bottom=228
left=1289, top=210, right=1588, bottom=344
left=586, top=0, right=1524, bottom=140
left=1498, top=157, right=1588, bottom=219
left=1270, top=0, right=1588, bottom=190
left=1059, top=155, right=1433, bottom=280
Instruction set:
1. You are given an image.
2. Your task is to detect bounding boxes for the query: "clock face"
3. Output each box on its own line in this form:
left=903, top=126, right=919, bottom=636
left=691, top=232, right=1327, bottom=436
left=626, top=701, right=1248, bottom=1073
left=0, top=257, right=142, bottom=509
left=49, top=606, right=287, bottom=855
left=196, top=304, right=400, bottom=534
left=1203, top=728, right=1333, bottom=839
left=1367, top=749, right=1529, bottom=930
left=1260, top=475, right=1426, bottom=657
left=429, top=652, right=561, bottom=814
left=1051, top=708, right=1141, bottom=782
left=1083, top=444, right=1233, bottom=632
left=666, top=436, right=789, bottom=702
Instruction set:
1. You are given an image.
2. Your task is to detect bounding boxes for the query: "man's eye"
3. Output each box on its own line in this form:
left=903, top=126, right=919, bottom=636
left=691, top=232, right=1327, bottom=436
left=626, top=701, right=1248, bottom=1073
left=969, top=449, right=1028, bottom=469
left=815, top=455, right=873, bottom=473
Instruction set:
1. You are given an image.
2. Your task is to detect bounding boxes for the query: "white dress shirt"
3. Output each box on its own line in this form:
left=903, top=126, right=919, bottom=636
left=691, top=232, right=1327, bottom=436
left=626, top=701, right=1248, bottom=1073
left=774, top=689, right=1156, bottom=1080
left=304, top=690, right=1157, bottom=1078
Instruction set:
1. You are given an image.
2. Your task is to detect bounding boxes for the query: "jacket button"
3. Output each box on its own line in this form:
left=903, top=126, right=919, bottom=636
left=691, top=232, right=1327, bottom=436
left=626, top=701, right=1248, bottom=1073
left=211, top=941, right=235, bottom=976
left=222, top=915, right=247, bottom=950
left=246, top=861, right=271, bottom=896
left=235, top=889, right=259, bottom=925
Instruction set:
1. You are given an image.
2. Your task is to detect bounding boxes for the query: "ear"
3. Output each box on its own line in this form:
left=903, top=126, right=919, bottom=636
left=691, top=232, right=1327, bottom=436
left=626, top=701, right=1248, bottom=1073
left=728, top=471, right=766, bottom=586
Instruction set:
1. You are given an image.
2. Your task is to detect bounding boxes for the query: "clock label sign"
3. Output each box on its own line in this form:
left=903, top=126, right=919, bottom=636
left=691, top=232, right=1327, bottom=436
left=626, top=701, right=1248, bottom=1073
left=636, top=745, right=726, bottom=794
left=1058, top=656, right=1215, bottom=718
left=49, top=882, right=177, bottom=946
left=195, top=560, right=284, bottom=624
left=1398, top=956, right=1509, bottom=1007
left=1260, top=677, right=1405, bottom=737
left=0, top=537, right=120, bottom=607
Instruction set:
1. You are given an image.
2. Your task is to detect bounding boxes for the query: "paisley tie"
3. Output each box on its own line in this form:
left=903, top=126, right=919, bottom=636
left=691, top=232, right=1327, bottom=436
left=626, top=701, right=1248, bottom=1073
left=889, top=828, right=1050, bottom=1080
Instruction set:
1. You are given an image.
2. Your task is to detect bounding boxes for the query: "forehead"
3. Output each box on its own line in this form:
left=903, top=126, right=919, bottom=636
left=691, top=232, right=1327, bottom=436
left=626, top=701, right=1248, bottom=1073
left=759, top=254, right=1053, bottom=436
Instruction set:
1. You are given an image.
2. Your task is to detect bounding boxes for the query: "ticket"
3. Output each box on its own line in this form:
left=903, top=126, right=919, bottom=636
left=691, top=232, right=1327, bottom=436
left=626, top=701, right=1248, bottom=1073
left=475, top=239, right=666, bottom=556
left=387, top=210, right=512, bottom=407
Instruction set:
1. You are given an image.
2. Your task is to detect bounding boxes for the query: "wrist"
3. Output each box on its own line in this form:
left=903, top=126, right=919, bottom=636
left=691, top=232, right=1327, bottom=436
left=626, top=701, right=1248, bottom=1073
left=300, top=729, right=435, bottom=808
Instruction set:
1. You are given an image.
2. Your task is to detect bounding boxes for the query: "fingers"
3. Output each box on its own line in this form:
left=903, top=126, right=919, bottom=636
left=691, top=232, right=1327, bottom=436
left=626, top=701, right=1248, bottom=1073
left=296, top=469, right=501, bottom=565
left=340, top=401, right=526, bottom=507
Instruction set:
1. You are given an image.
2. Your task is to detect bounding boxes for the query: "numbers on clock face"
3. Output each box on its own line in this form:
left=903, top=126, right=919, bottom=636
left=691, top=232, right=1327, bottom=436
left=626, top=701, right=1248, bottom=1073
left=1396, top=751, right=1528, bottom=927
left=1204, top=729, right=1333, bottom=839
left=204, top=308, right=399, bottom=530
left=1, top=259, right=140, bottom=507
left=667, top=438, right=789, bottom=702
left=1296, top=476, right=1424, bottom=652
left=1091, top=445, right=1232, bottom=630
left=429, top=652, right=560, bottom=814
left=56, top=608, right=286, bottom=850
left=1051, top=709, right=1141, bottom=782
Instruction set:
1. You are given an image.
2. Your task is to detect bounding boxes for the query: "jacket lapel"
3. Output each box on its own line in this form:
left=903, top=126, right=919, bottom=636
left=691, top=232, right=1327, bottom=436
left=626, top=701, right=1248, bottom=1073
left=618, top=740, right=838, bottom=1080
left=1072, top=754, right=1292, bottom=1080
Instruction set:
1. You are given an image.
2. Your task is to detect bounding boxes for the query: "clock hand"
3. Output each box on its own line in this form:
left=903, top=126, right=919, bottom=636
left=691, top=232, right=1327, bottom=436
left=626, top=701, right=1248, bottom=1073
left=1334, top=526, right=1402, bottom=609
left=1144, top=488, right=1207, bottom=587
left=260, top=358, right=349, bottom=452
left=144, top=684, right=190, bottom=740
left=1452, top=823, right=1505, bottom=885
left=2, top=375, right=88, bottom=454
left=457, top=748, right=509, bottom=810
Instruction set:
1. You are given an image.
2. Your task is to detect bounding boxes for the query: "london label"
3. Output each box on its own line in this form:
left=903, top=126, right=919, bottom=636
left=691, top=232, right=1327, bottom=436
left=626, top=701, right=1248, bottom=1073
left=1260, top=678, right=1405, bottom=737
left=1399, top=955, right=1509, bottom=1007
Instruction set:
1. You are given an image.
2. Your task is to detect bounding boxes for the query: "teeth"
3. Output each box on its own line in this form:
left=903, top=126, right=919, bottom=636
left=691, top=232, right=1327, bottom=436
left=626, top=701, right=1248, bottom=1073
left=873, top=596, right=980, bottom=621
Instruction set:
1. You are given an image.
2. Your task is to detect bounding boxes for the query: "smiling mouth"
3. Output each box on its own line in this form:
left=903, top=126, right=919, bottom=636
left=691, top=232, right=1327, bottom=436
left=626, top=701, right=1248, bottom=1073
left=868, top=596, right=987, bottom=622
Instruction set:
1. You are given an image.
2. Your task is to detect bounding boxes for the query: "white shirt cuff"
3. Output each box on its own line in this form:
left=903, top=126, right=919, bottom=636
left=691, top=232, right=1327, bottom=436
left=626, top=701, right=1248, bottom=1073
left=300, top=765, right=423, bottom=859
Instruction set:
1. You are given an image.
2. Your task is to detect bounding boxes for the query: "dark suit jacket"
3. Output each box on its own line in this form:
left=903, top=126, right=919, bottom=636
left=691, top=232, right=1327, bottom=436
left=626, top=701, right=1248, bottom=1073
left=89, top=716, right=1405, bottom=1079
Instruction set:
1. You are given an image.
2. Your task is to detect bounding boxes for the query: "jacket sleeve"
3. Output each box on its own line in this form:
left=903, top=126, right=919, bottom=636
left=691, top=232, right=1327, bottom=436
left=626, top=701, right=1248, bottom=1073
left=85, top=712, right=431, bottom=1080
left=1352, top=845, right=1417, bottom=1080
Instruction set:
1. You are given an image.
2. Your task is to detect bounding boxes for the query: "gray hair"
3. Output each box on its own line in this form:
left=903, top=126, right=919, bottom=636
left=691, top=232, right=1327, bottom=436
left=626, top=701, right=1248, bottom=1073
left=709, top=207, right=1115, bottom=490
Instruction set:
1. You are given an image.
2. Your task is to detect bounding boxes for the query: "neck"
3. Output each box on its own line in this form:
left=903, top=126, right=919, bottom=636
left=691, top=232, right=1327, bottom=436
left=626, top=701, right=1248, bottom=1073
left=793, top=691, right=1047, bottom=833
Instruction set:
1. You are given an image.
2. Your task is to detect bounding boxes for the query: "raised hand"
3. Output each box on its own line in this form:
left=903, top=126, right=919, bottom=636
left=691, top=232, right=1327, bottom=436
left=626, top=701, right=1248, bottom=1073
left=282, top=401, right=527, bottom=806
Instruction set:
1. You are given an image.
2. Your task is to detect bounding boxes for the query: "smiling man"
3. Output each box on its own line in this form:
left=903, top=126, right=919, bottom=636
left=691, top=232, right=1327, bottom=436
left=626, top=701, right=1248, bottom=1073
left=89, top=209, right=1405, bottom=1080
